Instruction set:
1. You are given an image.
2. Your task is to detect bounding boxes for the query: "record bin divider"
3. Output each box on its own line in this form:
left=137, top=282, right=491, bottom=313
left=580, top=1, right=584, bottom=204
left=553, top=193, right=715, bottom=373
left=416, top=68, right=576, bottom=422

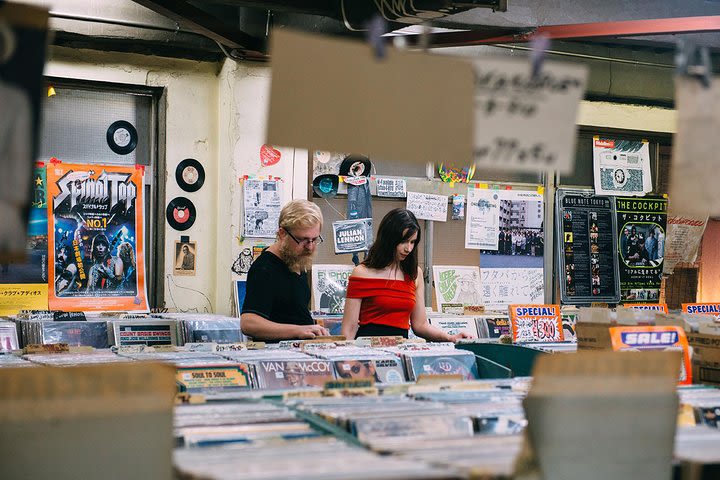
left=266, top=398, right=364, bottom=447
left=456, top=343, right=549, bottom=378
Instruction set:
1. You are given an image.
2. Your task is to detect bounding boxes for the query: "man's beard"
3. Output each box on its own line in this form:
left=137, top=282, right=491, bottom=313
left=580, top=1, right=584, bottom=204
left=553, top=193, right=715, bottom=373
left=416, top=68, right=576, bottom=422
left=279, top=242, right=314, bottom=272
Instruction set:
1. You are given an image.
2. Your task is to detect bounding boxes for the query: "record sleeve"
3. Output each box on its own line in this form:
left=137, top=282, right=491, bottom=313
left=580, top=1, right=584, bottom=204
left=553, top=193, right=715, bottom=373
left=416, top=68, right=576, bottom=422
left=428, top=316, right=480, bottom=339
left=39, top=320, right=109, bottom=348
left=407, top=352, right=479, bottom=381
left=254, top=359, right=335, bottom=389
left=111, top=319, right=178, bottom=347
left=333, top=358, right=406, bottom=384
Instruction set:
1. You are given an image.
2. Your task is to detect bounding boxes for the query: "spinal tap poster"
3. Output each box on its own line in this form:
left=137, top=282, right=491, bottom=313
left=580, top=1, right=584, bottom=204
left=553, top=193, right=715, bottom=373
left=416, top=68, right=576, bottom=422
left=47, top=163, right=148, bottom=311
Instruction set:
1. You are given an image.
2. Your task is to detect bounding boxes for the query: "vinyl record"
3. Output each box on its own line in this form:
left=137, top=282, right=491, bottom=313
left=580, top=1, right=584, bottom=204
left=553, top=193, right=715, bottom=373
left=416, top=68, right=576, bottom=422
left=166, top=197, right=196, bottom=231
left=106, top=120, right=138, bottom=155
left=176, top=158, right=205, bottom=192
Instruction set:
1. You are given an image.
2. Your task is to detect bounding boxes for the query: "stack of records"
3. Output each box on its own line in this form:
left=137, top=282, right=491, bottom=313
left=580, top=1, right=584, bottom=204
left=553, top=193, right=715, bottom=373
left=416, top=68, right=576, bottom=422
left=0, top=320, right=19, bottom=352
left=476, top=314, right=512, bottom=339
left=0, top=354, right=33, bottom=368
left=23, top=349, right=135, bottom=366
left=303, top=344, right=407, bottom=384
left=173, top=438, right=457, bottom=479
left=174, top=402, right=320, bottom=447
left=161, top=313, right=244, bottom=345
left=108, top=318, right=179, bottom=347
left=117, top=350, right=253, bottom=393
left=15, top=318, right=110, bottom=348
left=380, top=343, right=480, bottom=381
left=217, top=350, right=336, bottom=389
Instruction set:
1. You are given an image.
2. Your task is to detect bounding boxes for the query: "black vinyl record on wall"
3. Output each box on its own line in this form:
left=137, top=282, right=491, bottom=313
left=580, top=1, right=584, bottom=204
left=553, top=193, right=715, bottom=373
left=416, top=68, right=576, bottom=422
left=176, top=158, right=205, bottom=192
left=106, top=120, right=138, bottom=155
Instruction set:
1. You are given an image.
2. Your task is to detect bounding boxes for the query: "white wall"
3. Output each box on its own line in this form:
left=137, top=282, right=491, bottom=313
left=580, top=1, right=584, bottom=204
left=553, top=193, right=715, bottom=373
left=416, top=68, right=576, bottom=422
left=45, top=48, right=307, bottom=315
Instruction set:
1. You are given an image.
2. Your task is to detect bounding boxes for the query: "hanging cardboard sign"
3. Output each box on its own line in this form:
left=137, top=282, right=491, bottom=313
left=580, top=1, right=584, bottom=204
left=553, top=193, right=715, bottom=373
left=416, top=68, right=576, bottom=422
left=332, top=218, right=373, bottom=254
left=267, top=29, right=474, bottom=165
left=47, top=163, right=148, bottom=311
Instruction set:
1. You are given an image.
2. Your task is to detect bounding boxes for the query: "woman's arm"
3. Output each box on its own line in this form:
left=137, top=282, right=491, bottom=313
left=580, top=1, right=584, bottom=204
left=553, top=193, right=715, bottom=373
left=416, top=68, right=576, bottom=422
left=410, top=267, right=470, bottom=342
left=341, top=297, right=362, bottom=340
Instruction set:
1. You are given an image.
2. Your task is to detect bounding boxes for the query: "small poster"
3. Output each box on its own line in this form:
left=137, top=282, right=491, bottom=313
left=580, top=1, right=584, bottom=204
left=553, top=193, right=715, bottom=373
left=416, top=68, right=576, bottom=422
left=406, top=191, right=448, bottom=222
left=593, top=137, right=652, bottom=196
left=47, top=163, right=148, bottom=311
left=509, top=304, right=564, bottom=343
left=616, top=196, right=667, bottom=303
left=375, top=177, right=407, bottom=198
left=243, top=179, right=281, bottom=238
left=173, top=241, right=196, bottom=276
left=663, top=214, right=707, bottom=274
left=472, top=56, right=588, bottom=174
left=233, top=280, right=246, bottom=317
left=557, top=190, right=620, bottom=304
left=332, top=218, right=373, bottom=254
left=432, top=266, right=482, bottom=309
left=312, top=264, right=354, bottom=313
left=465, top=188, right=500, bottom=249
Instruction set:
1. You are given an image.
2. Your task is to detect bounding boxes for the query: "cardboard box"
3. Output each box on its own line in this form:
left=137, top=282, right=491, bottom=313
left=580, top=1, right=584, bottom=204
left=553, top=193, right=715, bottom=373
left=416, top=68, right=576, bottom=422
left=575, top=322, right=613, bottom=350
left=687, top=332, right=720, bottom=386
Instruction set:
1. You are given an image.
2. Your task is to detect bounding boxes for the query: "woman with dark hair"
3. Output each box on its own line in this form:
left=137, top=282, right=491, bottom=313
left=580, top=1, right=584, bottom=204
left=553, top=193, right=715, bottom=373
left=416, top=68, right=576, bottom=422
left=341, top=208, right=469, bottom=341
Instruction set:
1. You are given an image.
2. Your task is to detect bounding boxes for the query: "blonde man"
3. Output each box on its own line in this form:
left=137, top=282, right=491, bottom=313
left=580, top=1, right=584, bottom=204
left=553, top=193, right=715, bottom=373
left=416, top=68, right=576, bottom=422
left=241, top=200, right=330, bottom=341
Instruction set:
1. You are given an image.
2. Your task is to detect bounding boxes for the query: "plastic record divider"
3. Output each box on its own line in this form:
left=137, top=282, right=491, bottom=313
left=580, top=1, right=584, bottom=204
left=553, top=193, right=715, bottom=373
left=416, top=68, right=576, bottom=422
left=456, top=343, right=549, bottom=378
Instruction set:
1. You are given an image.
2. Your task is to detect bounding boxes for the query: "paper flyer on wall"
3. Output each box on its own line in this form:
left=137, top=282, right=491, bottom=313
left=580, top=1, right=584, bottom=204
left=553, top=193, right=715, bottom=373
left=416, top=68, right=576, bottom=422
left=0, top=163, right=49, bottom=315
left=472, top=56, right=587, bottom=174
left=465, top=188, right=500, bottom=249
left=406, top=191, right=448, bottom=222
left=593, top=137, right=652, bottom=196
left=663, top=214, right=707, bottom=274
left=243, top=178, right=281, bottom=238
left=509, top=304, right=564, bottom=343
left=312, top=264, right=354, bottom=313
left=557, top=190, right=620, bottom=305
left=616, top=196, right=667, bottom=303
left=375, top=177, right=406, bottom=198
left=432, top=266, right=482, bottom=310
left=47, top=162, right=148, bottom=311
left=332, top=218, right=373, bottom=254
left=477, top=189, right=544, bottom=308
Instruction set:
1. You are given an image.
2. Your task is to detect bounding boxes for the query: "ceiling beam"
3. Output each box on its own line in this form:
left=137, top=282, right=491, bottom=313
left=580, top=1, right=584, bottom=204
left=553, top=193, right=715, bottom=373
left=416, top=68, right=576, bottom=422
left=132, top=0, right=265, bottom=52
left=420, top=15, right=720, bottom=48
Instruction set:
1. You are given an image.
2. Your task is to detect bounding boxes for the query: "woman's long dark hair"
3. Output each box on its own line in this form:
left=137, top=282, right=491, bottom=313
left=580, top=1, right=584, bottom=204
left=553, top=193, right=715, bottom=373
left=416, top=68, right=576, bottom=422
left=363, top=208, right=420, bottom=280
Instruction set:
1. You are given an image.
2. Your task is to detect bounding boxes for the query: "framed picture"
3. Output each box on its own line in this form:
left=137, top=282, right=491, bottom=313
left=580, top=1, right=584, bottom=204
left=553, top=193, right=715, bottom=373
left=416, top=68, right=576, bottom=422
left=174, top=240, right=196, bottom=276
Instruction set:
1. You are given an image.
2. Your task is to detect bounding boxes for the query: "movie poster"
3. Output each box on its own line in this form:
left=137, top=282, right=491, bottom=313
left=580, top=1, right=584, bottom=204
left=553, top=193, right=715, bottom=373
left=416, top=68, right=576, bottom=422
left=616, top=196, right=667, bottom=303
left=47, top=162, right=148, bottom=311
left=0, top=162, right=49, bottom=314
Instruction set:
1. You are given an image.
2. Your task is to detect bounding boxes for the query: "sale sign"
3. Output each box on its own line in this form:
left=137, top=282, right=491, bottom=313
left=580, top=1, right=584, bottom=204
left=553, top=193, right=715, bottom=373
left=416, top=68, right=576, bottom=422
left=509, top=304, right=564, bottom=343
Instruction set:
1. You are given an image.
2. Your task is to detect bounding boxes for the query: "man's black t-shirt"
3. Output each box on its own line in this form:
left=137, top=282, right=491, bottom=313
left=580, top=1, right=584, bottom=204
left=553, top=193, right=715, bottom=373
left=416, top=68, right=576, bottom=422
left=241, top=251, right=313, bottom=340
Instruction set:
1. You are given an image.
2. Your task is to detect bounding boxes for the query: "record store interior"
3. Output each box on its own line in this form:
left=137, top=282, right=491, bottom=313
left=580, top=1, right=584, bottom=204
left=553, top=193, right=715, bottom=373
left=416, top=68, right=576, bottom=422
left=6, top=1, right=720, bottom=479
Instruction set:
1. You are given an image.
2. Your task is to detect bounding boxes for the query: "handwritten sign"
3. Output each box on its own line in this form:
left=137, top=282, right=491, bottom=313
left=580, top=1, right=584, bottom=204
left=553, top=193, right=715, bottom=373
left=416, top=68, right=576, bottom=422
left=509, top=304, right=564, bottom=343
left=406, top=191, right=448, bottom=222
left=664, top=214, right=707, bottom=274
left=332, top=218, right=373, bottom=254
left=375, top=177, right=407, bottom=198
left=473, top=57, right=587, bottom=174
left=481, top=267, right=544, bottom=309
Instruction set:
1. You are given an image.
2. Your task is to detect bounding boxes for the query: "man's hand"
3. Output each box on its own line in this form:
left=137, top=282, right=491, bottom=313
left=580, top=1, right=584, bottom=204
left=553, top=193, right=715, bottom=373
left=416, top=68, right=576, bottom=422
left=449, top=332, right=472, bottom=342
left=294, top=324, right=330, bottom=339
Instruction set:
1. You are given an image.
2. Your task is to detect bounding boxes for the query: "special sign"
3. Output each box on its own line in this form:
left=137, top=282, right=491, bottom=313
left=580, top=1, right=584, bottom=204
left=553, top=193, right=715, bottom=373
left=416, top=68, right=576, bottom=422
left=509, top=304, right=564, bottom=343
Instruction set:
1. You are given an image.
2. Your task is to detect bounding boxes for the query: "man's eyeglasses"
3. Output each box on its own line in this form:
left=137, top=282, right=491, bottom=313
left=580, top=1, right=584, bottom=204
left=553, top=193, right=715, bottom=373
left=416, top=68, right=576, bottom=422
left=284, top=228, right=324, bottom=247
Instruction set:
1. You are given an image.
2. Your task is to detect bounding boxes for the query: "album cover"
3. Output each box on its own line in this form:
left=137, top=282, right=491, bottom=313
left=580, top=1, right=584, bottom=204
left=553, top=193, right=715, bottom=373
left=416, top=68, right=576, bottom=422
left=406, top=352, right=479, bottom=381
left=111, top=320, right=178, bottom=347
left=40, top=320, right=109, bottom=348
left=333, top=358, right=406, bottom=384
left=254, top=359, right=335, bottom=389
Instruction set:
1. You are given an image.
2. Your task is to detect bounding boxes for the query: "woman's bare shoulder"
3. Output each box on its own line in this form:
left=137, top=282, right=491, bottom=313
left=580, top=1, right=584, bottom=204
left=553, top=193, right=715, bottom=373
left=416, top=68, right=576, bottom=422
left=351, top=264, right=386, bottom=279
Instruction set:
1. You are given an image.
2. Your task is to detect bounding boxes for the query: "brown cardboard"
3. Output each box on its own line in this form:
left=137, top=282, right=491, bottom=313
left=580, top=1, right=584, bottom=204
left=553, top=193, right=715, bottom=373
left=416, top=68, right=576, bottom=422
left=0, top=363, right=176, bottom=480
left=687, top=332, right=720, bottom=386
left=523, top=351, right=679, bottom=480
left=575, top=321, right=613, bottom=350
left=267, top=29, right=474, bottom=165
